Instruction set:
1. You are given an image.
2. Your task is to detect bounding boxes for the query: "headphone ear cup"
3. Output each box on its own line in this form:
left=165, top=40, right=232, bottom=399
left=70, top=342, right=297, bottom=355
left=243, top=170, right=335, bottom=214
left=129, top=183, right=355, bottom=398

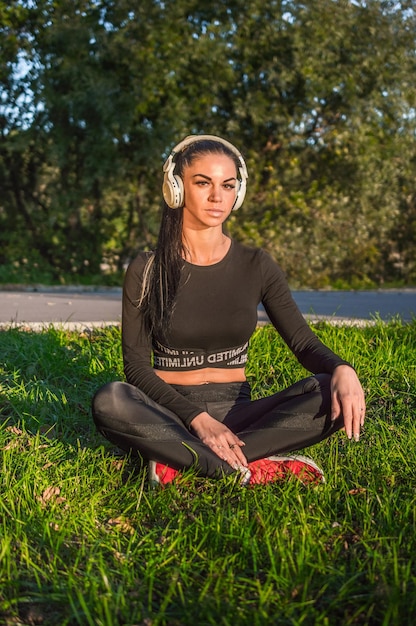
left=163, top=172, right=184, bottom=209
left=232, top=177, right=246, bottom=211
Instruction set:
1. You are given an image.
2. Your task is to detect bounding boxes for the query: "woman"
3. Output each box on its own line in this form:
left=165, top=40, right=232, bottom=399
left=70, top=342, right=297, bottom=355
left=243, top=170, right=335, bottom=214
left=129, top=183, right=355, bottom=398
left=92, top=135, right=365, bottom=486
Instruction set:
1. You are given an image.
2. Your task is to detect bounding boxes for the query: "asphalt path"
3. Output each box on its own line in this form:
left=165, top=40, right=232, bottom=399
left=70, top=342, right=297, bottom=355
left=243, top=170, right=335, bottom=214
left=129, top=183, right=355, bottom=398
left=1, top=287, right=415, bottom=328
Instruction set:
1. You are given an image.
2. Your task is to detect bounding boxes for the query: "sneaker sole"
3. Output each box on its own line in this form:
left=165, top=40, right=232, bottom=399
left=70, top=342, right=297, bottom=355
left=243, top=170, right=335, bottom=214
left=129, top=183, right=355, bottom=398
left=265, top=454, right=325, bottom=483
left=148, top=460, right=160, bottom=487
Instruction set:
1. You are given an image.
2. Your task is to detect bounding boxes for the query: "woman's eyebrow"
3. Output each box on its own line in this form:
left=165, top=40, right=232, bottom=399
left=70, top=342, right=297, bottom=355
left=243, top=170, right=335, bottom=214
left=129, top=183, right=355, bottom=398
left=192, top=173, right=237, bottom=182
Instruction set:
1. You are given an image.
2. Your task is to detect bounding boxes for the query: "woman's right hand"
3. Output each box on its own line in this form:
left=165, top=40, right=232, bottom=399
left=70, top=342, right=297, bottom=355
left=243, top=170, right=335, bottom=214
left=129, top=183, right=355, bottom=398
left=190, top=412, right=248, bottom=470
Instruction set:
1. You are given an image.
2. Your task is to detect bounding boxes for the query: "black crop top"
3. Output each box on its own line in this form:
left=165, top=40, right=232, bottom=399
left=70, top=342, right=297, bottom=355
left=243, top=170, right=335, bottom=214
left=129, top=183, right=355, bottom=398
left=122, top=240, right=351, bottom=427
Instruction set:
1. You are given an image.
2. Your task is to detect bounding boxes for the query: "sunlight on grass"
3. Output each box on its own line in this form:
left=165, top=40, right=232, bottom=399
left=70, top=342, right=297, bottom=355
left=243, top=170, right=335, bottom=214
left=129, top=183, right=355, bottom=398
left=0, top=323, right=415, bottom=624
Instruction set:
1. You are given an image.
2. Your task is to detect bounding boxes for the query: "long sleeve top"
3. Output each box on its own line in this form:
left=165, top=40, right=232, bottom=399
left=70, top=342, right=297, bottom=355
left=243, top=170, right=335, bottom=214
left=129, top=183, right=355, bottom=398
left=122, top=240, right=350, bottom=427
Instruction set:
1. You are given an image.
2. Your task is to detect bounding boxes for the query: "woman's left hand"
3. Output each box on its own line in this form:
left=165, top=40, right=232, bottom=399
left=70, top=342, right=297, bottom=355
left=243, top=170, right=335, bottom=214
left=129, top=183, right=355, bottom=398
left=330, top=365, right=366, bottom=441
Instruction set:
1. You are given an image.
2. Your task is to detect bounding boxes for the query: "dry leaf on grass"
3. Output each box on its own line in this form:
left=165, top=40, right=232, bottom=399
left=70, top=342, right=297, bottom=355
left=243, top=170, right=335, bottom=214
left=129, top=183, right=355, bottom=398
left=107, top=517, right=135, bottom=535
left=6, top=426, right=24, bottom=436
left=37, top=486, right=66, bottom=507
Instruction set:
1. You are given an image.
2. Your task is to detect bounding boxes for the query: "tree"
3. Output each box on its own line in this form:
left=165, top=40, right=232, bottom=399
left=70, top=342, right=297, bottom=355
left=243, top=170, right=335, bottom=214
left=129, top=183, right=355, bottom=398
left=1, top=0, right=415, bottom=286
left=223, top=0, right=416, bottom=285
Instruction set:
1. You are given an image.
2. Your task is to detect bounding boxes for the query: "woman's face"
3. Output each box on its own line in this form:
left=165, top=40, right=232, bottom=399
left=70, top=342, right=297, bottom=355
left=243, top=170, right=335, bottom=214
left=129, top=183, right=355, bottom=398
left=181, top=153, right=238, bottom=230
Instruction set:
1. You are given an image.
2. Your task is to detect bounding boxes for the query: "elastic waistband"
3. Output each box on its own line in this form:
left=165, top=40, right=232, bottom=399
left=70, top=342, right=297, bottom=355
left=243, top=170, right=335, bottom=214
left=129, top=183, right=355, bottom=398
left=153, top=341, right=249, bottom=371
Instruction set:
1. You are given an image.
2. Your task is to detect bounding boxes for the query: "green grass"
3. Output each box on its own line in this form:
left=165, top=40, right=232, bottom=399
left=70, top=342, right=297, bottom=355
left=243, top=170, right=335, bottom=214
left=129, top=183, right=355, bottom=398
left=0, top=322, right=415, bottom=625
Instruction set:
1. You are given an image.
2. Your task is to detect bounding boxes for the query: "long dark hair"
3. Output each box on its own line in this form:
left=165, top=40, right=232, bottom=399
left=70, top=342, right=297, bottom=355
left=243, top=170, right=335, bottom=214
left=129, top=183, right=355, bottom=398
left=140, top=138, right=242, bottom=338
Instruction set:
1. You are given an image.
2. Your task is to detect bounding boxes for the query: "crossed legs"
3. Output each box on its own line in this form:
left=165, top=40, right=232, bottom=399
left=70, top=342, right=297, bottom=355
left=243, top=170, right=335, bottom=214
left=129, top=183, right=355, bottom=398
left=92, top=374, right=343, bottom=478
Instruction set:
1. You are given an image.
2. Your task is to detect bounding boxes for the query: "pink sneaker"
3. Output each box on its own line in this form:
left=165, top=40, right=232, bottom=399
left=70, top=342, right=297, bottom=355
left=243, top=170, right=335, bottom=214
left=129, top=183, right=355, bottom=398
left=245, top=455, right=325, bottom=486
left=148, top=461, right=181, bottom=486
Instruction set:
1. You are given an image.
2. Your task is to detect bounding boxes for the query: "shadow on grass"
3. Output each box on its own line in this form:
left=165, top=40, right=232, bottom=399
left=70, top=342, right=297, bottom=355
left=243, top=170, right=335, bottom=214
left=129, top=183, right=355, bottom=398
left=0, top=326, right=121, bottom=449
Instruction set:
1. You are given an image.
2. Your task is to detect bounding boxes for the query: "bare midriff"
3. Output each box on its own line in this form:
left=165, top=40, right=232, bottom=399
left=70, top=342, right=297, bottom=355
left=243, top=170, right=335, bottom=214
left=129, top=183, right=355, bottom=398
left=155, top=366, right=246, bottom=385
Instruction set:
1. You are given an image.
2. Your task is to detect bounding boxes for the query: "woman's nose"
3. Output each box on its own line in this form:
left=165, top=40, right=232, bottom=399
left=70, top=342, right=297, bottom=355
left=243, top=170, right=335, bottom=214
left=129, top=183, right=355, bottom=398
left=208, top=185, right=222, bottom=201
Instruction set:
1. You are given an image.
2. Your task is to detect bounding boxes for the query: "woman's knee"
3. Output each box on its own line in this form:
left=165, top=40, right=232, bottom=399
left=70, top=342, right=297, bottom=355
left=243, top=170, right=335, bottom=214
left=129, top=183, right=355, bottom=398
left=92, top=380, right=126, bottom=415
left=311, top=374, right=345, bottom=435
left=303, top=373, right=331, bottom=393
left=92, top=380, right=130, bottom=426
left=301, top=373, right=332, bottom=417
left=92, top=381, right=166, bottom=430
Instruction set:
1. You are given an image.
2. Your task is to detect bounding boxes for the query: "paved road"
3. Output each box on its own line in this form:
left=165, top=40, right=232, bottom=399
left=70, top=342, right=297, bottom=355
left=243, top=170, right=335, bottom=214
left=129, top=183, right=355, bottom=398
left=1, top=287, right=415, bottom=328
left=1, top=289, right=123, bottom=326
left=291, top=289, right=416, bottom=323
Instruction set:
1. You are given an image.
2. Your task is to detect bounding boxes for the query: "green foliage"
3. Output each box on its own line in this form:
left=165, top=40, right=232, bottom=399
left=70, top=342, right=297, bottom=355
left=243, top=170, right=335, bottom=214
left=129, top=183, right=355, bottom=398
left=0, top=1, right=415, bottom=286
left=0, top=322, right=416, bottom=624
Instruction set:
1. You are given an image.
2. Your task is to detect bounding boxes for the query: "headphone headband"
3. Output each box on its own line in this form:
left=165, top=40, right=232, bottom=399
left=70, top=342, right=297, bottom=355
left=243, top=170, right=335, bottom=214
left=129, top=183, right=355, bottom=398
left=162, top=134, right=248, bottom=210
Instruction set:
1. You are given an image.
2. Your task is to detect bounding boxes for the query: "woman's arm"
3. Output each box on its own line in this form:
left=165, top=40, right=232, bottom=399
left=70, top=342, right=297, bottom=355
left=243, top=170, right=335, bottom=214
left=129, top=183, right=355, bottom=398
left=122, top=254, right=203, bottom=427
left=259, top=251, right=366, bottom=438
left=260, top=250, right=352, bottom=374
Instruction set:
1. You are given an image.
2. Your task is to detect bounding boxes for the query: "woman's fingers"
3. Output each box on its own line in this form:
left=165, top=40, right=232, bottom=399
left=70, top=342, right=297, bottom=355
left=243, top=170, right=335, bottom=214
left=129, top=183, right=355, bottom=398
left=211, top=437, right=247, bottom=468
left=346, top=401, right=366, bottom=440
left=190, top=413, right=248, bottom=469
left=331, top=365, right=366, bottom=441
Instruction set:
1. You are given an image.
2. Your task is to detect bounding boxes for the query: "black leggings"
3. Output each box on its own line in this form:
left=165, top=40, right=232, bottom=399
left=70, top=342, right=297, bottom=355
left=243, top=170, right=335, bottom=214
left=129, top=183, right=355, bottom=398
left=92, top=374, right=343, bottom=478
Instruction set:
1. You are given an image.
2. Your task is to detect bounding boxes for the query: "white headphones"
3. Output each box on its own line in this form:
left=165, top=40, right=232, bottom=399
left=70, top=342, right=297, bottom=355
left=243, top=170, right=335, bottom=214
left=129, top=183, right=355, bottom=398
left=162, top=134, right=248, bottom=210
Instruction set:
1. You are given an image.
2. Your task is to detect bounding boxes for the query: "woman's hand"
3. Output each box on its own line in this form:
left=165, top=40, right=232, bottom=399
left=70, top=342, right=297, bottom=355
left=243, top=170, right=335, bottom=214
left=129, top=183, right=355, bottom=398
left=190, top=412, right=248, bottom=469
left=331, top=365, right=366, bottom=441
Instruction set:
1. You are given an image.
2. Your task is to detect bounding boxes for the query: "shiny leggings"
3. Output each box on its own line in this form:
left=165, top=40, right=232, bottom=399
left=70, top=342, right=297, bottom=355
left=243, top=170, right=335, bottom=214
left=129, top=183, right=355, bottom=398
left=92, top=374, right=343, bottom=478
